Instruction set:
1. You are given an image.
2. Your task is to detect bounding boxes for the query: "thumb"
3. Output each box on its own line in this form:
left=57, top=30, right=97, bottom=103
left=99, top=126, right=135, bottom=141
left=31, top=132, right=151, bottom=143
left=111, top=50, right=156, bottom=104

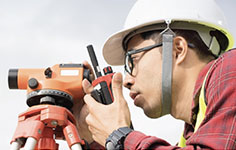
left=112, top=72, right=124, bottom=103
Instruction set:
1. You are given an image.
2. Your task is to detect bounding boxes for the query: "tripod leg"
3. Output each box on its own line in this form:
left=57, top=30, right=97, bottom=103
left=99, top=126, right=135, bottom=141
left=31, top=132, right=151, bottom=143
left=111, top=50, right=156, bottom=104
left=10, top=139, right=23, bottom=150
left=24, top=137, right=37, bottom=150
left=71, top=143, right=83, bottom=150
left=63, top=121, right=85, bottom=150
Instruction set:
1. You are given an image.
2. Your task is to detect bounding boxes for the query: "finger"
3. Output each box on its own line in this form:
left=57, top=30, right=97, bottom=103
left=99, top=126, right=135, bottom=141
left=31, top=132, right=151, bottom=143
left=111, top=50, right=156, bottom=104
left=112, top=72, right=124, bottom=103
left=82, top=79, right=94, bottom=94
left=85, top=115, right=104, bottom=145
left=85, top=113, right=93, bottom=127
left=83, top=60, right=95, bottom=81
left=84, top=94, right=103, bottom=114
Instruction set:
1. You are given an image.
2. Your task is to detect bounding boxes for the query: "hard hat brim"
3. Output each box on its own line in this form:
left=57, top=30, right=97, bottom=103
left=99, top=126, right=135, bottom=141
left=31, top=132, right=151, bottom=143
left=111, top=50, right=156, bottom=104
left=103, top=20, right=165, bottom=66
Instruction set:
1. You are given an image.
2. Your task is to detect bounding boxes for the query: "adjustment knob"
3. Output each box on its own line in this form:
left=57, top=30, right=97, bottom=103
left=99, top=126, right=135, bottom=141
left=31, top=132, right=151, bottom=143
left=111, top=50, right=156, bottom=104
left=103, top=66, right=113, bottom=75
left=40, top=96, right=55, bottom=105
left=44, top=67, right=52, bottom=78
left=28, top=78, right=38, bottom=89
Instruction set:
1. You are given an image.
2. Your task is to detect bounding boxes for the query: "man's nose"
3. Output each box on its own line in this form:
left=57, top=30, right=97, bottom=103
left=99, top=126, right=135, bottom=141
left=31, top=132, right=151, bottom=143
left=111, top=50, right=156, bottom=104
left=123, top=73, right=135, bottom=90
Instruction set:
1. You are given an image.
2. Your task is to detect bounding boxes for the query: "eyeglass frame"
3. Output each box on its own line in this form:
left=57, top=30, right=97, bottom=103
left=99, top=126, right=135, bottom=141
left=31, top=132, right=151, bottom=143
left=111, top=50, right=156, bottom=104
left=124, top=42, right=195, bottom=76
left=124, top=42, right=163, bottom=76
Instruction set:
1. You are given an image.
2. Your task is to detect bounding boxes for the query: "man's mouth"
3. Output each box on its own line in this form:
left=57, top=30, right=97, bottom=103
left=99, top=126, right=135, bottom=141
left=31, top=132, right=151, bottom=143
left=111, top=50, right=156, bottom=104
left=129, top=91, right=139, bottom=101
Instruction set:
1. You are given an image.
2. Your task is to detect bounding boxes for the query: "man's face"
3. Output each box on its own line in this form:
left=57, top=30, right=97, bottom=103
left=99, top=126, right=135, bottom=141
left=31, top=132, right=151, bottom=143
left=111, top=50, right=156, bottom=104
left=123, top=34, right=163, bottom=118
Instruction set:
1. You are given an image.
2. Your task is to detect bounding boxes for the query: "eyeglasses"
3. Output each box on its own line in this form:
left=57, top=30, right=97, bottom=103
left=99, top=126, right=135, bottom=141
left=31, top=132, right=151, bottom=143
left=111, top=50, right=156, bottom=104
left=124, top=43, right=163, bottom=76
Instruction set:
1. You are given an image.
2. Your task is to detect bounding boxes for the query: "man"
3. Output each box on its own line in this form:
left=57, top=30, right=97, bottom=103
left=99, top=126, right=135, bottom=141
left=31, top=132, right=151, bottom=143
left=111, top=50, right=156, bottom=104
left=78, top=0, right=236, bottom=149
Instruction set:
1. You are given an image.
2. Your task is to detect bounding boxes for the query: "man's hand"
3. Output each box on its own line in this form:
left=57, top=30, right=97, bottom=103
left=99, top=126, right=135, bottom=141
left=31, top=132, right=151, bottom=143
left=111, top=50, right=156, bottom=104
left=72, top=61, right=95, bottom=144
left=83, top=72, right=131, bottom=146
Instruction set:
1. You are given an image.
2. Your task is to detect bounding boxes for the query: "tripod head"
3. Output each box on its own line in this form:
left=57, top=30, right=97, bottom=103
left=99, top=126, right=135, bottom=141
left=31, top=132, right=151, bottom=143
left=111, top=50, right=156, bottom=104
left=8, top=63, right=91, bottom=111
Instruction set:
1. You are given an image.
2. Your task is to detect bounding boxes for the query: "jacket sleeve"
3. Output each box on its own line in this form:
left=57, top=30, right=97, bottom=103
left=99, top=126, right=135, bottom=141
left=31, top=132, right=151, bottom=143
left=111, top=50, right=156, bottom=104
left=124, top=131, right=177, bottom=150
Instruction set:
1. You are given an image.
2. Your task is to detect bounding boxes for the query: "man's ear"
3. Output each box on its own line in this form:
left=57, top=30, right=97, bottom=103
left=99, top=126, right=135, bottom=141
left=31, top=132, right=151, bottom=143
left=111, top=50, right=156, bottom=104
left=173, top=36, right=188, bottom=65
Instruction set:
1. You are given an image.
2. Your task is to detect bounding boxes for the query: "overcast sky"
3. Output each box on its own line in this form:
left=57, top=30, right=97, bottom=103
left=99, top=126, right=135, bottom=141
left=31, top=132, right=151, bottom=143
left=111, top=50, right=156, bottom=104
left=0, top=0, right=236, bottom=149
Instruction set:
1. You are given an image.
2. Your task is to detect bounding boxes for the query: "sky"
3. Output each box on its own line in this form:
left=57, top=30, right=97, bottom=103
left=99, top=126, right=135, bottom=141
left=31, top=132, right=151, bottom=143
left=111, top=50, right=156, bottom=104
left=0, top=0, right=236, bottom=149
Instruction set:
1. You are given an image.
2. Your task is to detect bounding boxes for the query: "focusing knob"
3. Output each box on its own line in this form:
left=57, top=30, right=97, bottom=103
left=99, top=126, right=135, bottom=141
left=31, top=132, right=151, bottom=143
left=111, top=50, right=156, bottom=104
left=45, top=67, right=52, bottom=78
left=83, top=68, right=91, bottom=83
left=103, top=66, right=113, bottom=75
left=28, top=78, right=38, bottom=89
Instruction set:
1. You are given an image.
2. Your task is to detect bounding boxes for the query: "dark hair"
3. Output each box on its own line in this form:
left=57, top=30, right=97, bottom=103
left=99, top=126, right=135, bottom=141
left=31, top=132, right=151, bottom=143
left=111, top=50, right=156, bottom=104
left=140, top=29, right=215, bottom=61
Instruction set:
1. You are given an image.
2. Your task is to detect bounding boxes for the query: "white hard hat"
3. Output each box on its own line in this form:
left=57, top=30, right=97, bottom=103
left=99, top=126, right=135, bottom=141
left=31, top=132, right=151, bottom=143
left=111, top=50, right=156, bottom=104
left=103, top=0, right=234, bottom=65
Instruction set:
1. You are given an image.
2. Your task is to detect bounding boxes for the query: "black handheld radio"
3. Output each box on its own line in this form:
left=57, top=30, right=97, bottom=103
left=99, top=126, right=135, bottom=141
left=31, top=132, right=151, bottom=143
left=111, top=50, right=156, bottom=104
left=87, top=45, right=114, bottom=104
left=87, top=45, right=134, bottom=130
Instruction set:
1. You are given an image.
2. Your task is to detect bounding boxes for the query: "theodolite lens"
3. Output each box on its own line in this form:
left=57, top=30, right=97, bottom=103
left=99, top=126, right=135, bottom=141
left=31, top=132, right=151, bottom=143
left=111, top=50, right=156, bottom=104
left=8, top=69, right=18, bottom=89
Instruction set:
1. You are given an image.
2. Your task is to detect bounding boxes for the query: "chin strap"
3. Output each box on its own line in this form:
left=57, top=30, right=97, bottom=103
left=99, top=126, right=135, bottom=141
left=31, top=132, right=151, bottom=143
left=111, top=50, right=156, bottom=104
left=160, top=20, right=176, bottom=116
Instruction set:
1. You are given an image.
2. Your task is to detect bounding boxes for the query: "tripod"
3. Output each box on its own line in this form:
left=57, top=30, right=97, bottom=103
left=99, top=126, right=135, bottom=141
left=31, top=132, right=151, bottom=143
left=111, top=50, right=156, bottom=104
left=10, top=104, right=85, bottom=150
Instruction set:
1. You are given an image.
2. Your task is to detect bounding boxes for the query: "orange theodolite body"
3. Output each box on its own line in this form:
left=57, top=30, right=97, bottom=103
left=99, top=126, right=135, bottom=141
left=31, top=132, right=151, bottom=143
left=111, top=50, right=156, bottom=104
left=9, top=63, right=90, bottom=110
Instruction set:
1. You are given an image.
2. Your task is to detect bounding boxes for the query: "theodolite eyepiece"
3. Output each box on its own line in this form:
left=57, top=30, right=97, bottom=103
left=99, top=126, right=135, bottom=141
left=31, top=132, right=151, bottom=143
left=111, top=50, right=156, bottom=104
left=8, top=69, right=19, bottom=89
